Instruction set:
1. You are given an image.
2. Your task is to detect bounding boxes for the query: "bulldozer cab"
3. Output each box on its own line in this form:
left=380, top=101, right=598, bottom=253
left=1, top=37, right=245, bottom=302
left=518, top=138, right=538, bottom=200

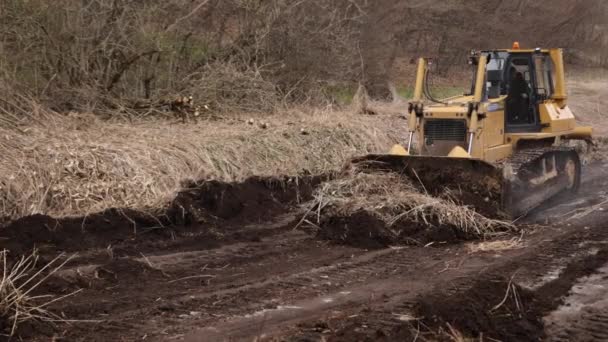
left=478, top=50, right=556, bottom=134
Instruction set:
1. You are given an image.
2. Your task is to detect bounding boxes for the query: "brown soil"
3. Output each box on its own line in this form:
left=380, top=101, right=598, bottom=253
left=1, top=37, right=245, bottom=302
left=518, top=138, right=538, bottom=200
left=1, top=175, right=325, bottom=256
left=169, top=175, right=327, bottom=225
left=3, top=161, right=608, bottom=341
left=416, top=276, right=545, bottom=341
left=317, top=210, right=467, bottom=249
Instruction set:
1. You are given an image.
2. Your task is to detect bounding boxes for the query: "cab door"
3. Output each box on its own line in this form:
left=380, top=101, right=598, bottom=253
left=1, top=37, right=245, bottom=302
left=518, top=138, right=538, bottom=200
left=505, top=54, right=542, bottom=133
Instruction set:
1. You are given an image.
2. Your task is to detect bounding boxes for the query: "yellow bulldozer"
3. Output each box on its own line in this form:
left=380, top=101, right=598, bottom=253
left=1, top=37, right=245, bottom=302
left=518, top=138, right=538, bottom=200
left=356, top=43, right=593, bottom=218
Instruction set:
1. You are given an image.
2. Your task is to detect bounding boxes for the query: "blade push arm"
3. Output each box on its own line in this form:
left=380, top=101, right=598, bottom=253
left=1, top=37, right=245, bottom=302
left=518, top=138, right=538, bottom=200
left=405, top=58, right=427, bottom=153
left=467, top=54, right=488, bottom=155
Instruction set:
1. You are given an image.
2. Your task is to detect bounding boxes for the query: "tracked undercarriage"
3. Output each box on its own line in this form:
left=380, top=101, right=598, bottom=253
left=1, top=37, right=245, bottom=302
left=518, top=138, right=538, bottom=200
left=502, top=147, right=581, bottom=217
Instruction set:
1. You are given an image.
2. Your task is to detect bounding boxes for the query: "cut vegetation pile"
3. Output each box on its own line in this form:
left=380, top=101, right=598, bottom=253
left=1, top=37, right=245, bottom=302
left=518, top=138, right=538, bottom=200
left=302, top=170, right=515, bottom=247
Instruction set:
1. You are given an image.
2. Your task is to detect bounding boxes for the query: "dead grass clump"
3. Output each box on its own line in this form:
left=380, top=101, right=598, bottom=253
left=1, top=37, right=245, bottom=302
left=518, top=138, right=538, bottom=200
left=0, top=250, right=77, bottom=337
left=304, top=170, right=514, bottom=241
left=0, top=107, right=398, bottom=221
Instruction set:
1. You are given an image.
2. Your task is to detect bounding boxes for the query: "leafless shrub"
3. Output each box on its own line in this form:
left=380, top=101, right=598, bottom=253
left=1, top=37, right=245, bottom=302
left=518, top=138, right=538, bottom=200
left=0, top=0, right=366, bottom=116
left=184, top=62, right=278, bottom=114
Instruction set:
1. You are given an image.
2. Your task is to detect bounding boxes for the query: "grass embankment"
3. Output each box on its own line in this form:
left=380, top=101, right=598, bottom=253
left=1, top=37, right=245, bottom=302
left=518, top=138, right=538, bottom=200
left=0, top=108, right=401, bottom=221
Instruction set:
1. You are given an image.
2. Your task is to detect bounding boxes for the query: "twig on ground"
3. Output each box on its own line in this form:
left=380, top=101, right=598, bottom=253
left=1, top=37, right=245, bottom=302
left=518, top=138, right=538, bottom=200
left=167, top=275, right=217, bottom=284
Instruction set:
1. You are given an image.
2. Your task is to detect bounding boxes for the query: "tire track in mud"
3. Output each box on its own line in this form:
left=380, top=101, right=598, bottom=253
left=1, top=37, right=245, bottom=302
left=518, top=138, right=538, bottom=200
left=161, top=163, right=608, bottom=341
left=182, top=224, right=608, bottom=341
left=262, top=162, right=608, bottom=341
left=237, top=162, right=608, bottom=341
left=274, top=225, right=608, bottom=342
left=155, top=246, right=438, bottom=341
left=544, top=262, right=608, bottom=341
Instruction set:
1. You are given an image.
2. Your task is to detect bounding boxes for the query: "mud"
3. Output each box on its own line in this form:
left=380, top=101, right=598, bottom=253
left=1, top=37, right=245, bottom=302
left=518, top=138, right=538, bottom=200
left=0, top=209, right=163, bottom=255
left=3, top=162, right=608, bottom=341
left=416, top=276, right=545, bottom=341
left=91, top=258, right=167, bottom=284
left=169, top=175, right=326, bottom=225
left=417, top=250, right=608, bottom=340
left=317, top=210, right=466, bottom=249
left=1, top=175, right=325, bottom=256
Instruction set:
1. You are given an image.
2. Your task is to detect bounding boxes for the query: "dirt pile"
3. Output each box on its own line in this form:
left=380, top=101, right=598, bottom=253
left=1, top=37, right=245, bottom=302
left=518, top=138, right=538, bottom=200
left=416, top=276, right=545, bottom=341
left=169, top=176, right=327, bottom=225
left=1, top=175, right=325, bottom=255
left=301, top=171, right=514, bottom=248
left=0, top=210, right=163, bottom=255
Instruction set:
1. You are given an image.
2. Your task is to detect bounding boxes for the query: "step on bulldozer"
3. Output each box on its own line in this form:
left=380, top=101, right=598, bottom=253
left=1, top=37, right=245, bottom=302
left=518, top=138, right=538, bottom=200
left=355, top=43, right=593, bottom=218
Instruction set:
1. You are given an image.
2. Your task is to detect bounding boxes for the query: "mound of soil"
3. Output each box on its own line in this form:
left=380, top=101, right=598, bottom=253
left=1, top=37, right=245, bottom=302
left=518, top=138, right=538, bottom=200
left=1, top=175, right=327, bottom=255
left=317, top=211, right=396, bottom=249
left=0, top=209, right=163, bottom=255
left=415, top=276, right=544, bottom=341
left=316, top=210, right=469, bottom=249
left=169, top=175, right=326, bottom=225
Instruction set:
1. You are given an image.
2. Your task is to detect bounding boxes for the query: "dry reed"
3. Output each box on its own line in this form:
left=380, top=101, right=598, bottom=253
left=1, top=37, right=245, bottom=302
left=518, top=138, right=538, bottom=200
left=0, top=107, right=399, bottom=221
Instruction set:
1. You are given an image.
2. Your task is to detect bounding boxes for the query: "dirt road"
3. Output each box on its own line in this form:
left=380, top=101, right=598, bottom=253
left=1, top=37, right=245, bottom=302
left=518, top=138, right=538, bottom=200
left=2, top=157, right=606, bottom=341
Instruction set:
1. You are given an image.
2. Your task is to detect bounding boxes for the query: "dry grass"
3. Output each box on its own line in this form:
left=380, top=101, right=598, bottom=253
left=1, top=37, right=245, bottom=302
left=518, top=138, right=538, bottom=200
left=305, top=170, right=514, bottom=237
left=467, top=238, right=524, bottom=253
left=0, top=250, right=78, bottom=336
left=0, top=106, right=400, bottom=221
left=568, top=78, right=608, bottom=137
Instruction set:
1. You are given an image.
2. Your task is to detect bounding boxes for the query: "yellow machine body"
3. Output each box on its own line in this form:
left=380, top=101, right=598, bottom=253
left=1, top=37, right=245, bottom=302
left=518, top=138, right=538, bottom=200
left=403, top=49, right=591, bottom=163
left=360, top=46, right=592, bottom=217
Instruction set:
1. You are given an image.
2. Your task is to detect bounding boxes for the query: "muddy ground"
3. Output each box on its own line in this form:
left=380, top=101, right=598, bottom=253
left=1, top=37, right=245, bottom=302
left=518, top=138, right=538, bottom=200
left=2, top=160, right=608, bottom=341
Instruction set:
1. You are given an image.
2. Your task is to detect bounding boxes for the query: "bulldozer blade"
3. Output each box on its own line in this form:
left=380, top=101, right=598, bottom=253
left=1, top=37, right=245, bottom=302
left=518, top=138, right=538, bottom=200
left=351, top=154, right=506, bottom=218
left=352, top=149, right=581, bottom=220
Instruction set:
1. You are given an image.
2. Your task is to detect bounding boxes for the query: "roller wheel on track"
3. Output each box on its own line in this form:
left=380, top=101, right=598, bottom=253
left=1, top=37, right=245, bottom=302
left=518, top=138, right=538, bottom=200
left=564, top=152, right=582, bottom=193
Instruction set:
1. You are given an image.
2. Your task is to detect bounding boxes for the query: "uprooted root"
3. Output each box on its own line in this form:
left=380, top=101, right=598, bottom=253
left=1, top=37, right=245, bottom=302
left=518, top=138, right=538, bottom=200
left=300, top=170, right=515, bottom=246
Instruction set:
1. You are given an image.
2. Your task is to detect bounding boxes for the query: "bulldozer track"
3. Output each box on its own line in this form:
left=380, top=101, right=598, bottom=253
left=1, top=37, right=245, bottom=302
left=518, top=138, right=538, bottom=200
left=500, top=146, right=581, bottom=216
left=503, top=146, right=578, bottom=171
